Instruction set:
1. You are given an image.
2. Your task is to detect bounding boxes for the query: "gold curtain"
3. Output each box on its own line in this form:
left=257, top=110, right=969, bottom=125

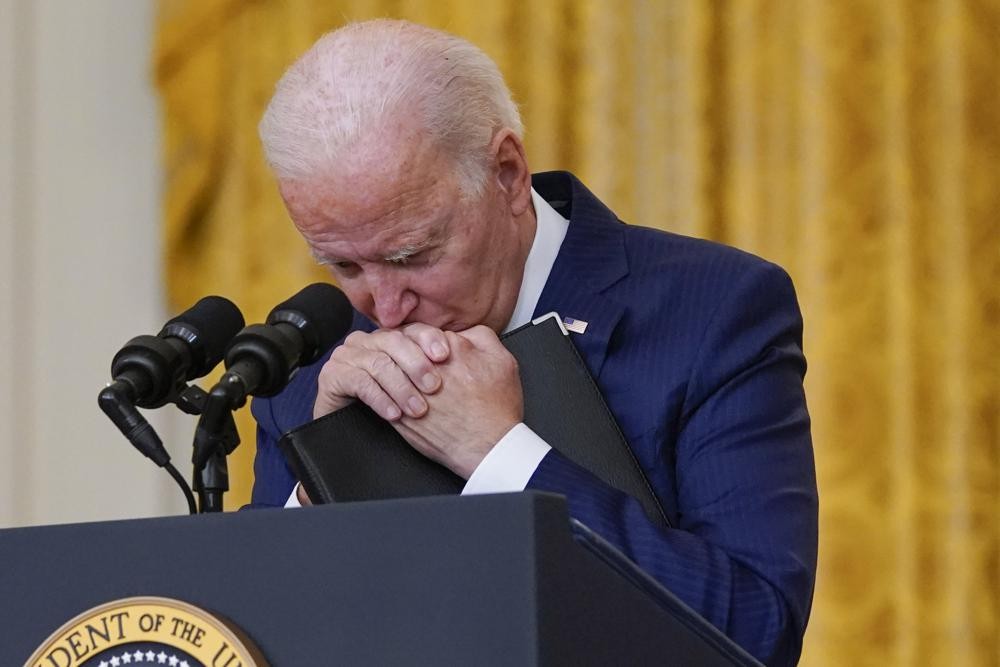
left=155, top=1, right=1000, bottom=663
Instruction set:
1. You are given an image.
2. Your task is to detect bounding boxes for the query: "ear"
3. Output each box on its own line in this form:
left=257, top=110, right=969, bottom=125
left=490, top=129, right=532, bottom=217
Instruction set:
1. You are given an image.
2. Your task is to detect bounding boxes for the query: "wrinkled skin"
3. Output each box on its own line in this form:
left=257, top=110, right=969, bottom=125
left=278, top=122, right=536, bottom=489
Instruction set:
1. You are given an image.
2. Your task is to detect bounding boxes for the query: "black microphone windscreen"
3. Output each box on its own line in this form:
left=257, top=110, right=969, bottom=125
left=162, top=296, right=245, bottom=377
left=267, top=283, right=354, bottom=363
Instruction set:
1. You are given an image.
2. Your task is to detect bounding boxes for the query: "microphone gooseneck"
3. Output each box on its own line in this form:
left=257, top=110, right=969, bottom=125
left=192, top=283, right=354, bottom=511
left=100, top=296, right=246, bottom=514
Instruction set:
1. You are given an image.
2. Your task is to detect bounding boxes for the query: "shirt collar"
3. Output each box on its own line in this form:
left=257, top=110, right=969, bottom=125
left=503, top=188, right=570, bottom=332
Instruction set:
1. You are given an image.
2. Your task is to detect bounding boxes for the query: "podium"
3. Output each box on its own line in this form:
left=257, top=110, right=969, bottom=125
left=0, top=492, right=759, bottom=666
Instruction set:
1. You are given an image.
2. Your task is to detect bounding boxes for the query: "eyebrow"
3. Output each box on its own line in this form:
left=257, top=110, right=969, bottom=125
left=310, top=210, right=450, bottom=268
left=310, top=248, right=338, bottom=267
left=309, top=236, right=436, bottom=267
left=383, top=240, right=431, bottom=263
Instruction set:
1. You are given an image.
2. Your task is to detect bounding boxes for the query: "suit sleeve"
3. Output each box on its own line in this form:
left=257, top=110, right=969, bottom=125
left=527, top=262, right=818, bottom=667
left=246, top=394, right=299, bottom=509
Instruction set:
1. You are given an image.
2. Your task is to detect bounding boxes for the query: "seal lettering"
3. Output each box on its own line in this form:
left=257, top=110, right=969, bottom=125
left=40, top=646, right=71, bottom=667
left=108, top=611, right=129, bottom=640
left=27, top=597, right=261, bottom=666
left=85, top=616, right=112, bottom=647
left=170, top=615, right=206, bottom=648
left=212, top=641, right=243, bottom=667
left=139, top=612, right=166, bottom=633
left=66, top=630, right=90, bottom=660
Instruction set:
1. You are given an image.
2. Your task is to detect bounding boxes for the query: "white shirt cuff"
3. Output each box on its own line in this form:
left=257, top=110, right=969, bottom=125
left=461, top=423, right=551, bottom=495
left=285, top=484, right=303, bottom=508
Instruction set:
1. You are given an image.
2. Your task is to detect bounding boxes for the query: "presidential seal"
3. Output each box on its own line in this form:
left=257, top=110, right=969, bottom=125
left=25, top=597, right=266, bottom=667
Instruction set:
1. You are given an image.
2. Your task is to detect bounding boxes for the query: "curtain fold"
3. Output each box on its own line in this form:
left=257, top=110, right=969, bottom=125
left=155, top=2, right=999, bottom=663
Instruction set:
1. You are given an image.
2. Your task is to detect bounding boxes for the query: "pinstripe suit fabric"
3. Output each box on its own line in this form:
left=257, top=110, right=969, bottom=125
left=250, top=172, right=817, bottom=666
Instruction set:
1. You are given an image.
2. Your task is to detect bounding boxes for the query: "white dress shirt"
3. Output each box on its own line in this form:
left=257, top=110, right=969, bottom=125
left=286, top=189, right=569, bottom=507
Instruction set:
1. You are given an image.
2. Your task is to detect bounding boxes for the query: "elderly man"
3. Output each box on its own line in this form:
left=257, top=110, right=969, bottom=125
left=250, top=19, right=817, bottom=666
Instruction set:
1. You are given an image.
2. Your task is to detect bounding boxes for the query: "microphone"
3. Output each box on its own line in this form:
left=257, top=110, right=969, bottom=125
left=104, top=296, right=246, bottom=408
left=217, top=283, right=353, bottom=401
left=190, top=284, right=350, bottom=509
left=99, top=295, right=244, bottom=488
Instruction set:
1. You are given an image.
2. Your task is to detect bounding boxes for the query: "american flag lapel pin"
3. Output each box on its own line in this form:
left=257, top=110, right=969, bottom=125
left=562, top=316, right=588, bottom=334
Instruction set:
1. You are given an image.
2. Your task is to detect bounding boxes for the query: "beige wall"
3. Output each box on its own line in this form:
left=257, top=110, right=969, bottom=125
left=0, top=0, right=189, bottom=527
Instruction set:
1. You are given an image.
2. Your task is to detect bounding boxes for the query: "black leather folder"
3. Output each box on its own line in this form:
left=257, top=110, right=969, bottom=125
left=279, top=313, right=670, bottom=528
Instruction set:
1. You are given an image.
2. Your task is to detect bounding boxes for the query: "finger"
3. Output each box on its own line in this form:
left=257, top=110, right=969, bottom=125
left=319, top=341, right=433, bottom=420
left=313, top=389, right=356, bottom=421
left=361, top=348, right=431, bottom=418
left=316, top=357, right=410, bottom=421
left=362, top=328, right=443, bottom=394
left=312, top=356, right=355, bottom=418
left=400, top=323, right=451, bottom=363
left=455, top=324, right=504, bottom=352
left=315, top=358, right=399, bottom=420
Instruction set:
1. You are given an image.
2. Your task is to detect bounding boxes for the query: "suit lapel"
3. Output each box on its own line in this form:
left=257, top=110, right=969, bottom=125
left=532, top=172, right=629, bottom=378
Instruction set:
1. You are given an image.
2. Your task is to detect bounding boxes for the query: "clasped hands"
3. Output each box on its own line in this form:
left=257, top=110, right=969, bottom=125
left=313, top=323, right=524, bottom=480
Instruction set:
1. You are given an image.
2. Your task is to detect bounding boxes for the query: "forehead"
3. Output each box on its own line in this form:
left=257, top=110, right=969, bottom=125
left=279, top=130, right=459, bottom=257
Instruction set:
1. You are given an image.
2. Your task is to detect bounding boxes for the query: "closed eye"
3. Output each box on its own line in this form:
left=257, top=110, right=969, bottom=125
left=319, top=258, right=360, bottom=277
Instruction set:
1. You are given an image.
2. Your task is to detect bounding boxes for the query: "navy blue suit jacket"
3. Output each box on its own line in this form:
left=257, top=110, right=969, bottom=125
left=251, top=172, right=818, bottom=666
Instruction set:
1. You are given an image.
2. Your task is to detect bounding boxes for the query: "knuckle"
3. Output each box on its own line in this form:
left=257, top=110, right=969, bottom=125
left=368, top=350, right=396, bottom=375
left=344, top=330, right=367, bottom=346
left=403, top=321, right=431, bottom=335
left=318, top=358, right=345, bottom=384
left=356, top=375, right=391, bottom=409
left=357, top=375, right=382, bottom=401
left=382, top=329, right=408, bottom=348
left=468, top=325, right=490, bottom=341
left=337, top=365, right=367, bottom=393
left=400, top=322, right=424, bottom=336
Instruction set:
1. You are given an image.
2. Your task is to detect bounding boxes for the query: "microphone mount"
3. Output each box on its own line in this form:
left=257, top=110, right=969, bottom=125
left=102, top=285, right=351, bottom=514
left=189, top=283, right=352, bottom=512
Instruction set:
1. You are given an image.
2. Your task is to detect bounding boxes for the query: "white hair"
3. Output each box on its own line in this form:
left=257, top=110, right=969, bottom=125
left=259, top=19, right=523, bottom=197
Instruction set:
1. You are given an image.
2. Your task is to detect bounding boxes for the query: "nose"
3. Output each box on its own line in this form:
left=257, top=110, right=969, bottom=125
left=367, top=270, right=417, bottom=329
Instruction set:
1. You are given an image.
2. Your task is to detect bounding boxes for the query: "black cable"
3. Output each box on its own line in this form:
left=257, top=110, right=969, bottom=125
left=164, top=461, right=197, bottom=515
